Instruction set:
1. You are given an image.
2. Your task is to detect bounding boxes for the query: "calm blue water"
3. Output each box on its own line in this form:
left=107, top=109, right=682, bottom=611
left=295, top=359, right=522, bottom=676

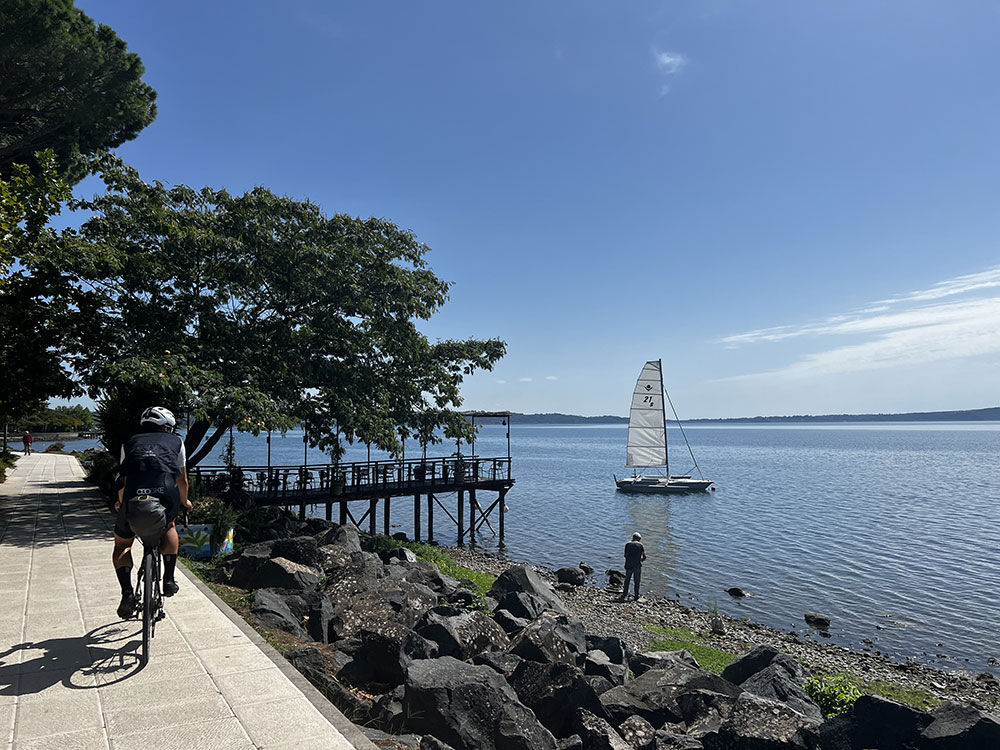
left=44, top=423, right=1000, bottom=674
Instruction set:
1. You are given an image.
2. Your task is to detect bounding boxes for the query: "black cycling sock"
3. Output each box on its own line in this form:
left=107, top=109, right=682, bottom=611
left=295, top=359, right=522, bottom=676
left=163, top=554, right=177, bottom=583
left=116, top=566, right=132, bottom=596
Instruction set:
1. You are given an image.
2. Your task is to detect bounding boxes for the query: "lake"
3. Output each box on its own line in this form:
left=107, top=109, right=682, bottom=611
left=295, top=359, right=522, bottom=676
left=41, top=421, right=1000, bottom=675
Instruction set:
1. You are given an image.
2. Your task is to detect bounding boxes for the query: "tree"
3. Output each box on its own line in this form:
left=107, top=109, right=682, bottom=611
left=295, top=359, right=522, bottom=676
left=71, top=158, right=505, bottom=465
left=0, top=0, right=157, bottom=182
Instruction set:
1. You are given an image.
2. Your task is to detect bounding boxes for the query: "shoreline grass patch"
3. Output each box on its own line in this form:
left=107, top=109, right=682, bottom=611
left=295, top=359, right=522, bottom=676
left=645, top=624, right=737, bottom=674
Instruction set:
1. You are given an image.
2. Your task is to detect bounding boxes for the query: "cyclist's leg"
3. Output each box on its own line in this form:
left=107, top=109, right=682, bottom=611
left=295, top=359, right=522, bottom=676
left=113, top=506, right=137, bottom=617
left=159, top=489, right=181, bottom=596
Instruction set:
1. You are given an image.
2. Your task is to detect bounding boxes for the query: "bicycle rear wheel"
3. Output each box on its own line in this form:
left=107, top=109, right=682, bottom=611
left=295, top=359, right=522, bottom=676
left=141, top=552, right=152, bottom=665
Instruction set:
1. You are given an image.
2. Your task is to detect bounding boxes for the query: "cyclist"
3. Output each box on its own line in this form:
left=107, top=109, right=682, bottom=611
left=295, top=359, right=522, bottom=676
left=113, top=406, right=192, bottom=619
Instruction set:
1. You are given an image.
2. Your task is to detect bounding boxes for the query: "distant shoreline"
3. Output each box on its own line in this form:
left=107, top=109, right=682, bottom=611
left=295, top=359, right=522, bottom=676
left=492, top=406, right=1000, bottom=425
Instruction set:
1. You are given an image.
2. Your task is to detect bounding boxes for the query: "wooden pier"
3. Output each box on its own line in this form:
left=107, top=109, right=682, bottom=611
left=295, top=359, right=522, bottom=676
left=190, top=454, right=514, bottom=546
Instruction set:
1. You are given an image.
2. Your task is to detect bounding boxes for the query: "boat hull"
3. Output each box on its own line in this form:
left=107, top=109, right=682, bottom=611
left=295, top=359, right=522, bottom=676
left=615, top=475, right=713, bottom=494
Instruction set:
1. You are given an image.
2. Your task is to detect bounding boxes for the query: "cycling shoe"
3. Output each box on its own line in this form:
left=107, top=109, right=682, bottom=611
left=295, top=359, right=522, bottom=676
left=117, top=593, right=136, bottom=619
left=163, top=580, right=179, bottom=597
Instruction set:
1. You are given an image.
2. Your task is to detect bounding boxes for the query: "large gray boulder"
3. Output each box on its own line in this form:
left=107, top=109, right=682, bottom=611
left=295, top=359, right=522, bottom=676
left=342, top=624, right=439, bottom=689
left=600, top=662, right=741, bottom=728
left=587, top=635, right=629, bottom=666
left=381, top=582, right=442, bottom=628
left=250, top=588, right=308, bottom=640
left=702, top=692, right=814, bottom=750
left=509, top=611, right=588, bottom=666
left=507, top=660, right=609, bottom=739
left=557, top=567, right=587, bottom=586
left=386, top=559, right=460, bottom=597
left=585, top=650, right=628, bottom=687
left=490, top=564, right=569, bottom=615
left=324, top=552, right=387, bottom=605
left=472, top=651, right=525, bottom=680
left=631, top=650, right=701, bottom=678
left=496, top=591, right=554, bottom=621
left=253, top=557, right=321, bottom=590
left=740, top=663, right=821, bottom=725
left=228, top=540, right=276, bottom=588
left=416, top=609, right=511, bottom=660
left=920, top=701, right=1000, bottom=748
left=816, top=694, right=930, bottom=750
left=270, top=535, right=322, bottom=567
left=618, top=715, right=656, bottom=749
left=720, top=645, right=804, bottom=686
left=572, top=709, right=631, bottom=750
left=403, top=656, right=558, bottom=750
left=317, top=522, right=362, bottom=552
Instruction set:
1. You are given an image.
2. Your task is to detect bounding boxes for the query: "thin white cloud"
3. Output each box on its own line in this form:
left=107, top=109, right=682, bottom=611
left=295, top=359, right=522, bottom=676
left=546, top=376, right=558, bottom=381
left=519, top=377, right=533, bottom=382
left=652, top=47, right=687, bottom=95
left=495, top=379, right=507, bottom=384
left=875, top=266, right=1000, bottom=305
left=718, top=267, right=1000, bottom=381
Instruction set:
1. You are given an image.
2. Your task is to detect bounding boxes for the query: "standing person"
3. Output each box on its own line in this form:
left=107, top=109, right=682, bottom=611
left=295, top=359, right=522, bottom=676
left=21, top=431, right=32, bottom=455
left=112, top=406, right=192, bottom=619
left=619, top=532, right=646, bottom=601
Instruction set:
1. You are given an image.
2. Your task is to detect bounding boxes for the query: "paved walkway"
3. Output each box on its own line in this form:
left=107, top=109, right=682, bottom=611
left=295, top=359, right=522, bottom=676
left=0, top=453, right=370, bottom=750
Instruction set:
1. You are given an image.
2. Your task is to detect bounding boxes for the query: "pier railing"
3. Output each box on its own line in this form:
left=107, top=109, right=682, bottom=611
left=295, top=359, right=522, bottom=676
left=190, top=455, right=511, bottom=502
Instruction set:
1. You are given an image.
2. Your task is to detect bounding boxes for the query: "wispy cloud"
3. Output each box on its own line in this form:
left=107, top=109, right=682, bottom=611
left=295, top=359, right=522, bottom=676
left=652, top=47, right=687, bottom=95
left=495, top=379, right=507, bottom=384
left=718, top=267, right=1000, bottom=380
left=546, top=375, right=558, bottom=381
left=519, top=377, right=533, bottom=382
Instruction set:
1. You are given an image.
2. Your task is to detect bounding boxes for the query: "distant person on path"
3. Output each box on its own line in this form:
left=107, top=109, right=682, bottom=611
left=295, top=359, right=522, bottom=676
left=619, top=532, right=646, bottom=601
left=112, top=406, right=192, bottom=619
left=21, top=431, right=32, bottom=455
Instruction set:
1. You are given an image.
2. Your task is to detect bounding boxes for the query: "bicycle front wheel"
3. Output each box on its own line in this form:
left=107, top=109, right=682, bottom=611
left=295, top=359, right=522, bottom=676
left=141, top=552, right=152, bottom=665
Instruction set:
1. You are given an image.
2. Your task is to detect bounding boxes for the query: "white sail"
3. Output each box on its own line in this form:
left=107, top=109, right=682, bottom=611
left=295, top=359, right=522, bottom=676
left=626, top=360, right=667, bottom=468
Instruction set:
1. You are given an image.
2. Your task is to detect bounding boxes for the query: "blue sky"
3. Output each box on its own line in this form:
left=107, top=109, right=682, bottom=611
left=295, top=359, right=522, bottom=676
left=74, top=1, right=1000, bottom=418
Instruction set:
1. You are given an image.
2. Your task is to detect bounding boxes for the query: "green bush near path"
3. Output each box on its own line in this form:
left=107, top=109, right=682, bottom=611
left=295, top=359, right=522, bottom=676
left=645, top=625, right=738, bottom=674
left=0, top=450, right=16, bottom=483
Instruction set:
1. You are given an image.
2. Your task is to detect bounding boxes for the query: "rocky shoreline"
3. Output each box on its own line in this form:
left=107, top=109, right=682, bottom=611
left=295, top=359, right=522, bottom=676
left=444, top=546, right=1000, bottom=712
left=204, top=508, right=999, bottom=749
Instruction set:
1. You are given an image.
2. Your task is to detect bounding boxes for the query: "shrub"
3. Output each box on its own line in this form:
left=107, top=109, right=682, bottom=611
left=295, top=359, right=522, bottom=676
left=805, top=673, right=862, bottom=717
left=45, top=442, right=65, bottom=452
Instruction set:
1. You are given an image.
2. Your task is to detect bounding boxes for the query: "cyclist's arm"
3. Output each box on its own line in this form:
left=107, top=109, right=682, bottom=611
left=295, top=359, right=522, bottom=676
left=177, top=468, right=191, bottom=510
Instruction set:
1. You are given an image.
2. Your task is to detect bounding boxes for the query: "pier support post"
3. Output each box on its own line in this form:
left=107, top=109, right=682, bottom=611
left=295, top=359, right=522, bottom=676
left=383, top=496, right=390, bottom=536
left=469, top=489, right=477, bottom=545
left=498, top=488, right=507, bottom=544
left=298, top=502, right=306, bottom=521
left=339, top=497, right=347, bottom=526
left=413, top=494, right=421, bottom=541
left=458, top=491, right=465, bottom=547
left=427, top=493, right=434, bottom=542
left=369, top=498, right=377, bottom=535
left=325, top=502, right=332, bottom=522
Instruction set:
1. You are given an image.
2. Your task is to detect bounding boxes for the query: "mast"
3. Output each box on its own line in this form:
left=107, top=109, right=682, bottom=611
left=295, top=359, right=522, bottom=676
left=658, top=358, right=669, bottom=475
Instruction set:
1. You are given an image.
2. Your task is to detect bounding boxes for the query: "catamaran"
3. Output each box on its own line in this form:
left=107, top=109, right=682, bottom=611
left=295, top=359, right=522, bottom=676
left=614, top=359, right=713, bottom=494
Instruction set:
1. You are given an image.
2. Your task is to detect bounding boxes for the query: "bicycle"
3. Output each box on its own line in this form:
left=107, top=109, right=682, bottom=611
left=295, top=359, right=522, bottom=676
left=126, top=509, right=185, bottom=666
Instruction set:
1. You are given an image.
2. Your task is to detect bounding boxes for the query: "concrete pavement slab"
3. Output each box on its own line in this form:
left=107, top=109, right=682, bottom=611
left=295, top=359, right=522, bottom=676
left=12, top=691, right=103, bottom=741
left=12, top=727, right=109, bottom=750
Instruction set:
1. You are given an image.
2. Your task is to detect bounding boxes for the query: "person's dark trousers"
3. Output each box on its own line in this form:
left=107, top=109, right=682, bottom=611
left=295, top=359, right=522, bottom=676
left=621, top=566, right=641, bottom=600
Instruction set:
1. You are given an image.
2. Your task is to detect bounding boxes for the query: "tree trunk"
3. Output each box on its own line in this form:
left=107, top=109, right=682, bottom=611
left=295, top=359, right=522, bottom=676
left=186, top=420, right=232, bottom=467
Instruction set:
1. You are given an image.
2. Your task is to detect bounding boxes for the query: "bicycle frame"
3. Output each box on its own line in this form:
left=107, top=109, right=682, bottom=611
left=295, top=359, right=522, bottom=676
left=132, top=541, right=165, bottom=666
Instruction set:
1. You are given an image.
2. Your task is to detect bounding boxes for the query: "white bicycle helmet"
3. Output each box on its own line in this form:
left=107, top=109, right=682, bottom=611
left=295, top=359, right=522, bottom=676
left=140, top=406, right=176, bottom=428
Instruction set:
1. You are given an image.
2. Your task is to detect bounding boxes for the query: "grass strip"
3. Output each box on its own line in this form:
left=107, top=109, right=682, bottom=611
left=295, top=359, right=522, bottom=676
left=645, top=625, right=738, bottom=674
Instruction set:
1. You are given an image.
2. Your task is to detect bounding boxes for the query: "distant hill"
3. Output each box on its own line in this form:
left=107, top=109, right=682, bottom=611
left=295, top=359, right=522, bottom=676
left=688, top=407, right=1000, bottom=424
left=473, top=407, right=1000, bottom=425
left=477, top=412, right=628, bottom=425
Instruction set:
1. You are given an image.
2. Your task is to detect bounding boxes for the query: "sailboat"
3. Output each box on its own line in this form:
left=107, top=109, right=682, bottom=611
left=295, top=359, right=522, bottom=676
left=614, top=359, right=713, bottom=494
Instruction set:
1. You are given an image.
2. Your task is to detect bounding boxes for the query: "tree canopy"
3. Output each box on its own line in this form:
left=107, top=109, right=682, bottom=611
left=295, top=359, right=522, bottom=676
left=71, top=158, right=505, bottom=464
left=0, top=0, right=157, bottom=182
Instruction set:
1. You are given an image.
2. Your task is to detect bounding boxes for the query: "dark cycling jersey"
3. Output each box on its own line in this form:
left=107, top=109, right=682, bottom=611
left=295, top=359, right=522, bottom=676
left=115, top=431, right=185, bottom=538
